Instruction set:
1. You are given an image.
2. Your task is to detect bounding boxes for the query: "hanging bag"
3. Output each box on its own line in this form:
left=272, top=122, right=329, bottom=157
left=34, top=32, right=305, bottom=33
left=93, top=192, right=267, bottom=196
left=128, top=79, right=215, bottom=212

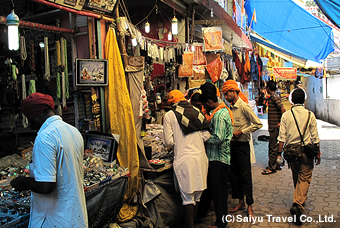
left=291, top=108, right=319, bottom=158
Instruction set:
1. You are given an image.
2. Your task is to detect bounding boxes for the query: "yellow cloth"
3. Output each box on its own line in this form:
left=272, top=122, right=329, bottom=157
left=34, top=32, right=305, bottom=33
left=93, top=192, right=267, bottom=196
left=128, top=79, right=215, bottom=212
left=104, top=28, right=139, bottom=222
left=168, top=90, right=186, bottom=104
left=222, top=80, right=249, bottom=104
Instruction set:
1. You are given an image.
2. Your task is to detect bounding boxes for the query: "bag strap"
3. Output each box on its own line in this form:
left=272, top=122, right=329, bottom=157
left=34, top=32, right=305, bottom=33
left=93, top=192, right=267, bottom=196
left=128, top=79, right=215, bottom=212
left=291, top=107, right=311, bottom=146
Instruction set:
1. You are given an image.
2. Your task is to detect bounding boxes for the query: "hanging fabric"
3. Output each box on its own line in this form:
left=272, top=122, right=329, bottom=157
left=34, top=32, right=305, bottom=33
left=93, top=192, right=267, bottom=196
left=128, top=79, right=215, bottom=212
left=44, top=37, right=50, bottom=82
left=193, top=44, right=206, bottom=65
left=232, top=49, right=242, bottom=75
left=11, top=65, right=17, bottom=80
left=178, top=52, right=194, bottom=77
left=250, top=52, right=259, bottom=81
left=206, top=56, right=223, bottom=82
left=63, top=38, right=69, bottom=100
left=56, top=40, right=61, bottom=67
left=202, top=27, right=223, bottom=52
left=244, top=51, right=251, bottom=83
left=126, top=56, right=147, bottom=168
left=20, top=36, right=27, bottom=67
left=104, top=28, right=139, bottom=222
left=60, top=37, right=66, bottom=108
left=28, top=80, right=36, bottom=95
left=29, top=40, right=36, bottom=94
left=21, top=74, right=28, bottom=128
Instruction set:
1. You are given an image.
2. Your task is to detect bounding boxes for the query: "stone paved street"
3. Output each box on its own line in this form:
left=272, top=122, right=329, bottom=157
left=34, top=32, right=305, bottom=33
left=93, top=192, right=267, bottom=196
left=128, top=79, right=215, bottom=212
left=194, top=115, right=340, bottom=228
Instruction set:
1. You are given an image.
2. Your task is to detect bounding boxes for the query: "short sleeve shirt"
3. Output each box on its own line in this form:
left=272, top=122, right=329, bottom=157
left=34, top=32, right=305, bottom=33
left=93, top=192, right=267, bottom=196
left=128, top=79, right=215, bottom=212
left=268, top=93, right=284, bottom=129
left=29, top=116, right=88, bottom=228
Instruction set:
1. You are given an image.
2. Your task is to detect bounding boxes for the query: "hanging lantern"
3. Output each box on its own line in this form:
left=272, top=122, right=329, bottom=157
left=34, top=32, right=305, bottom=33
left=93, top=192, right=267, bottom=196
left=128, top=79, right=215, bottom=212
left=132, top=37, right=137, bottom=46
left=171, top=16, right=178, bottom=35
left=145, top=21, right=150, bottom=33
left=168, top=31, right=172, bottom=41
left=6, top=9, right=19, bottom=51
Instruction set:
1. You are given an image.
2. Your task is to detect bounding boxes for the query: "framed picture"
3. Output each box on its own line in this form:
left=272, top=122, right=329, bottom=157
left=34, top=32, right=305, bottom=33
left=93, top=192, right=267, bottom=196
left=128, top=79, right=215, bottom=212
left=76, top=58, right=108, bottom=86
left=83, top=0, right=118, bottom=16
left=85, top=132, right=118, bottom=163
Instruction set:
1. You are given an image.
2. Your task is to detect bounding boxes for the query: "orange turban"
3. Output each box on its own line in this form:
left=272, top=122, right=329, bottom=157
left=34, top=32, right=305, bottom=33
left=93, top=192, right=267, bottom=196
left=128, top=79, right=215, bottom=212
left=168, top=90, right=187, bottom=104
left=222, top=80, right=240, bottom=94
left=21, top=92, right=55, bottom=120
left=222, top=80, right=249, bottom=104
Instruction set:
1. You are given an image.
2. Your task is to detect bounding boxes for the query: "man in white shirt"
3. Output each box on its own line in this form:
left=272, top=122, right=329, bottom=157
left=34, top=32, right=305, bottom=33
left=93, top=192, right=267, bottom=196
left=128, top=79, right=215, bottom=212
left=11, top=93, right=88, bottom=228
left=163, top=90, right=210, bottom=228
left=277, top=89, right=321, bottom=225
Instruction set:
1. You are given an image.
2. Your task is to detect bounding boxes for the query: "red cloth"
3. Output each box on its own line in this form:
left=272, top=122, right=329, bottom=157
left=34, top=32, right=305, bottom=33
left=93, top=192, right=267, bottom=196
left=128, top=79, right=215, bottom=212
left=206, top=57, right=222, bottom=82
left=21, top=92, right=54, bottom=120
left=151, top=63, right=165, bottom=79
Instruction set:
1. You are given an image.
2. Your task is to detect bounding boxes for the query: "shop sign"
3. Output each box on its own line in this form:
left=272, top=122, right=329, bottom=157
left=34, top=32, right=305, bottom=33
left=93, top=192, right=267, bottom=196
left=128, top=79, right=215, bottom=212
left=273, top=67, right=297, bottom=80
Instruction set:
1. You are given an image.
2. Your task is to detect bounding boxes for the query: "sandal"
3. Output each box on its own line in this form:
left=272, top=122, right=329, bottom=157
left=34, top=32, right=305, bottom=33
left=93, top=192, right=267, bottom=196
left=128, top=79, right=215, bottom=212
left=261, top=169, right=276, bottom=175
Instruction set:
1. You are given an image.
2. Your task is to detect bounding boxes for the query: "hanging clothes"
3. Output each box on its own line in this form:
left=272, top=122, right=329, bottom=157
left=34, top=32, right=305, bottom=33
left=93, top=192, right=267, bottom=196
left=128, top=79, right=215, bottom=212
left=244, top=51, right=251, bottom=83
left=104, top=28, right=139, bottom=222
left=232, top=49, right=242, bottom=75
left=240, top=53, right=246, bottom=84
left=250, top=52, right=259, bottom=81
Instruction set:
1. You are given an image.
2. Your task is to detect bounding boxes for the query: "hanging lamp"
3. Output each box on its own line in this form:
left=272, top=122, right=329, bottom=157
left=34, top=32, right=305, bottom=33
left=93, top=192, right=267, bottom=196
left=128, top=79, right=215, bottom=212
left=171, top=16, right=178, bottom=35
left=145, top=21, right=150, bottom=33
left=6, top=0, right=19, bottom=51
left=168, top=31, right=172, bottom=41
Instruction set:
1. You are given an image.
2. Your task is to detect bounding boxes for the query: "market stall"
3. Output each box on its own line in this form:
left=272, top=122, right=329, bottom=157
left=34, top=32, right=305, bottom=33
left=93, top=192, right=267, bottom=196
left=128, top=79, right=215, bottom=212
left=0, top=145, right=129, bottom=228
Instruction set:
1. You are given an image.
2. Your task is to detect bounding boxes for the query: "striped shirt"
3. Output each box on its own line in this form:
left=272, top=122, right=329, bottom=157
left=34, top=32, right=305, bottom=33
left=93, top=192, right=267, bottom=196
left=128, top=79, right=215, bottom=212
left=206, top=107, right=233, bottom=165
left=268, top=93, right=284, bottom=130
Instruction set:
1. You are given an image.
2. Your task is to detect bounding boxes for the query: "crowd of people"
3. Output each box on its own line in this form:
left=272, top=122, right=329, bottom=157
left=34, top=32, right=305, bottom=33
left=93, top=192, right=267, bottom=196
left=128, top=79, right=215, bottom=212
left=9, top=79, right=321, bottom=228
left=163, top=80, right=321, bottom=228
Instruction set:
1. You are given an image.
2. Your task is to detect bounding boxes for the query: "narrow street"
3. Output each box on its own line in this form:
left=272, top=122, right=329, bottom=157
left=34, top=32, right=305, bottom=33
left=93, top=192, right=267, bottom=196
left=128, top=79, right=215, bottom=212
left=194, top=101, right=340, bottom=227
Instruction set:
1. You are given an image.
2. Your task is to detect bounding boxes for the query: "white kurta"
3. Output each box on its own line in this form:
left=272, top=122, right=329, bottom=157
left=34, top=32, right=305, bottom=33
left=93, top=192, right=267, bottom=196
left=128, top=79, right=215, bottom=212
left=163, top=110, right=210, bottom=194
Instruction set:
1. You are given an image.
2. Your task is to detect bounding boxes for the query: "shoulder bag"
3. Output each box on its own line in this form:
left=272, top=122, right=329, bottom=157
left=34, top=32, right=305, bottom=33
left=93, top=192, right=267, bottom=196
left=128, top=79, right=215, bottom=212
left=291, top=108, right=319, bottom=158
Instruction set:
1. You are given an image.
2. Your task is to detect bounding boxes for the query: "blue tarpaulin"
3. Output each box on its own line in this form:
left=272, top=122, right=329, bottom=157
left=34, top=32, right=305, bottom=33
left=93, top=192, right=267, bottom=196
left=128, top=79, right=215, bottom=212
left=314, top=0, right=340, bottom=29
left=245, top=0, right=334, bottom=62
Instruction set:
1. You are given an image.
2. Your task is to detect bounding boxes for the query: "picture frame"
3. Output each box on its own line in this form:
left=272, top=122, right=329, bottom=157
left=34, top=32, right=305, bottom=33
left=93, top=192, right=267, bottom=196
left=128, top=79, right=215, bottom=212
left=85, top=132, right=118, bottom=163
left=76, top=58, right=108, bottom=86
left=83, top=0, right=118, bottom=16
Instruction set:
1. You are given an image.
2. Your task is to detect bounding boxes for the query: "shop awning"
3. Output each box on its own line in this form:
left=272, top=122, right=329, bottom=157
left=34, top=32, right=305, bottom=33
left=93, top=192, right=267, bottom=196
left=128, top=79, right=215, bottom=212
left=250, top=33, right=307, bottom=67
left=314, top=0, right=340, bottom=29
left=245, top=0, right=334, bottom=62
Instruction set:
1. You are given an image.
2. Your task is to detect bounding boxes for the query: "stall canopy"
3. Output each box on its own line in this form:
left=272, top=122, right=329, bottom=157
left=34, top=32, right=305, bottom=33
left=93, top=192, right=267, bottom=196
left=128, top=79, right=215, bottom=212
left=250, top=33, right=307, bottom=67
left=245, top=0, right=335, bottom=63
left=314, top=0, right=340, bottom=29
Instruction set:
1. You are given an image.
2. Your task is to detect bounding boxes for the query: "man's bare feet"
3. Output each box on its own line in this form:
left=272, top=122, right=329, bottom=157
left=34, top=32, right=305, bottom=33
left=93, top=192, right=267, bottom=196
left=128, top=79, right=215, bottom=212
left=229, top=202, right=245, bottom=213
left=247, top=205, right=255, bottom=223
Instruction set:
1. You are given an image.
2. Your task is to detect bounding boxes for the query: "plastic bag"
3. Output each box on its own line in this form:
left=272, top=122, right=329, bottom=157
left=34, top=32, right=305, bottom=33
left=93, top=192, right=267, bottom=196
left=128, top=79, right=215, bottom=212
left=202, top=27, right=224, bottom=52
left=178, top=52, right=194, bottom=77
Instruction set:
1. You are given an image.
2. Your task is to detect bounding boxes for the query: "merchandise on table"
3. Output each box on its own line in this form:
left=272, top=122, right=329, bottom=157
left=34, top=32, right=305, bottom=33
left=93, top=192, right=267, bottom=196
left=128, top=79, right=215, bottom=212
left=142, top=124, right=174, bottom=161
left=0, top=152, right=129, bottom=227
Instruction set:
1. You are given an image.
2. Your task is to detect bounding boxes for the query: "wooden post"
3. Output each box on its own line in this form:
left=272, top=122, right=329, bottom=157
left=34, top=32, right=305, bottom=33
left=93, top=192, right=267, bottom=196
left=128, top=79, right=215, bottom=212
left=114, top=7, right=129, bottom=90
left=96, top=20, right=107, bottom=133
left=191, top=5, right=195, bottom=43
left=87, top=18, right=96, bottom=59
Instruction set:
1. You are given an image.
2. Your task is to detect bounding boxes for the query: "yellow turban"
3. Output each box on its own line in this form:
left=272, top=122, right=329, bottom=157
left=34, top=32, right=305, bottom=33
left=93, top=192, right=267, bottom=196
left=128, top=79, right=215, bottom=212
left=222, top=80, right=249, bottom=104
left=168, top=90, right=187, bottom=104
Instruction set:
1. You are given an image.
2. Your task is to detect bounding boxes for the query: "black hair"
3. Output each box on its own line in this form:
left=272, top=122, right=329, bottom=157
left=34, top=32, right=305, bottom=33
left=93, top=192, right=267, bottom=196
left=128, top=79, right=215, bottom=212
left=292, top=88, right=305, bottom=104
left=266, top=80, right=277, bottom=92
left=190, top=93, right=201, bottom=103
left=199, top=82, right=218, bottom=103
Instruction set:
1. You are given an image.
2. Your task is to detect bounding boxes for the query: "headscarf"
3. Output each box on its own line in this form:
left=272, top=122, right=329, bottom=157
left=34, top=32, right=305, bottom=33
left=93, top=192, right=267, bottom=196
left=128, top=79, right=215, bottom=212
left=21, top=92, right=54, bottom=120
left=222, top=80, right=249, bottom=104
left=168, top=90, right=186, bottom=104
